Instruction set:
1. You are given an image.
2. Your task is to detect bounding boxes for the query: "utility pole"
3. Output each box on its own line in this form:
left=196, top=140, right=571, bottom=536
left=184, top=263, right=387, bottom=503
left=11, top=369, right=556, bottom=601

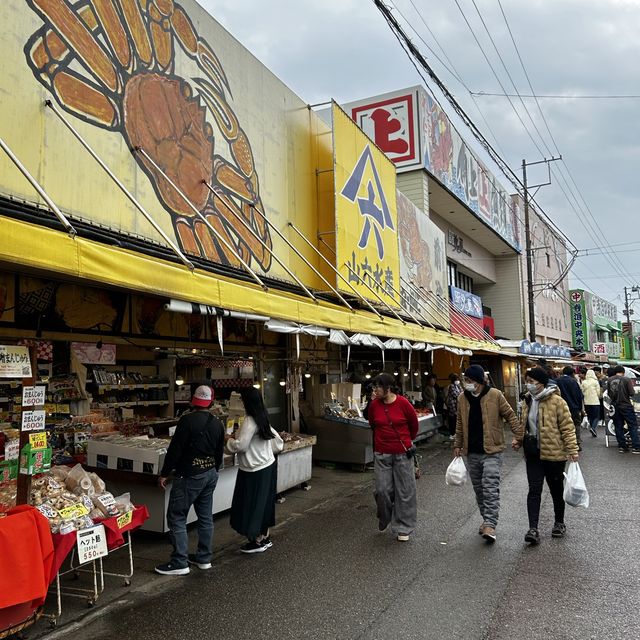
left=623, top=285, right=639, bottom=359
left=522, top=156, right=561, bottom=343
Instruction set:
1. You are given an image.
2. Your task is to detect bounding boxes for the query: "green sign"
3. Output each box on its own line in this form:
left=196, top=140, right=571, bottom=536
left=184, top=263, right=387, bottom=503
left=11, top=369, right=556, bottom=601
left=570, top=290, right=589, bottom=351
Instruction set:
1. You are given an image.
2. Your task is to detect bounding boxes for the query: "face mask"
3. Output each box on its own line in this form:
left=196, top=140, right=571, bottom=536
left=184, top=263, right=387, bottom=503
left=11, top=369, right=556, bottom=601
left=454, top=380, right=460, bottom=386
left=464, top=383, right=477, bottom=393
left=526, top=383, right=540, bottom=394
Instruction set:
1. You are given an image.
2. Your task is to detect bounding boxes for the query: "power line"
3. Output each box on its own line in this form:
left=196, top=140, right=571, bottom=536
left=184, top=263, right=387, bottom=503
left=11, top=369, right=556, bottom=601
left=472, top=91, right=640, bottom=99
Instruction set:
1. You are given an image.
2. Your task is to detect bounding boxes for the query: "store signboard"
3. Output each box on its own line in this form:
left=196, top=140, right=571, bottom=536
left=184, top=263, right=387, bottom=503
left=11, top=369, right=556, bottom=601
left=0, top=0, right=330, bottom=291
left=333, top=104, right=401, bottom=307
left=76, top=524, right=108, bottom=565
left=22, top=385, right=46, bottom=407
left=29, top=431, right=47, bottom=450
left=592, top=342, right=607, bottom=355
left=21, top=409, right=46, bottom=432
left=570, top=290, right=589, bottom=351
left=0, top=345, right=31, bottom=378
left=397, top=191, right=448, bottom=325
left=449, top=286, right=483, bottom=319
left=71, top=342, right=117, bottom=365
left=349, top=90, right=422, bottom=169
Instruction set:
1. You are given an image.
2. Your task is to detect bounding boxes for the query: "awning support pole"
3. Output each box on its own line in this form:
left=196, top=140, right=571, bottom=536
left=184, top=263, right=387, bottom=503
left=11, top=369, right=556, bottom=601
left=0, top=135, right=77, bottom=237
left=202, top=188, right=317, bottom=302
left=134, top=148, right=267, bottom=290
left=45, top=100, right=194, bottom=270
left=287, top=221, right=385, bottom=319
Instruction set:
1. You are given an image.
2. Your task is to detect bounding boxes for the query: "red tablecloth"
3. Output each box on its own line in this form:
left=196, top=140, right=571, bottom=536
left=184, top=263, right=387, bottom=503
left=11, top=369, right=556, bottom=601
left=50, top=505, right=149, bottom=579
left=0, top=505, right=54, bottom=610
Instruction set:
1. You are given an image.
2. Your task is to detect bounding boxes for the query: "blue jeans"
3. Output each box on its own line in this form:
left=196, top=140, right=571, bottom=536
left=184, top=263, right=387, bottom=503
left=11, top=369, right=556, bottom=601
left=612, top=405, right=640, bottom=449
left=167, top=469, right=218, bottom=567
left=585, top=404, right=600, bottom=432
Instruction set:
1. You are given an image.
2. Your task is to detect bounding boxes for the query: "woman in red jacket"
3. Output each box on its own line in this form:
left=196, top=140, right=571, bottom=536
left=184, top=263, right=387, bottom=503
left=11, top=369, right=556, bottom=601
left=367, top=373, right=419, bottom=541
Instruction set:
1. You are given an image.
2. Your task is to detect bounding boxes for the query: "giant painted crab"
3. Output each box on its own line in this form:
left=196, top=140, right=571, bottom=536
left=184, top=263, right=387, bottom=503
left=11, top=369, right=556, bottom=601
left=24, top=0, right=272, bottom=271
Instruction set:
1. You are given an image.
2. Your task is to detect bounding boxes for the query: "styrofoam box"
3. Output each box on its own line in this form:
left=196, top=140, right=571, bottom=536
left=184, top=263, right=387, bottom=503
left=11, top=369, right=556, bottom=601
left=87, top=436, right=167, bottom=474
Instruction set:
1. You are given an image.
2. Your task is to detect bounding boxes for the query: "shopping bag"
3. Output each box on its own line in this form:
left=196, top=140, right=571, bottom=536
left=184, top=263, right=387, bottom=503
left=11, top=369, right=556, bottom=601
left=580, top=416, right=589, bottom=430
left=563, top=461, right=589, bottom=508
left=445, top=456, right=468, bottom=486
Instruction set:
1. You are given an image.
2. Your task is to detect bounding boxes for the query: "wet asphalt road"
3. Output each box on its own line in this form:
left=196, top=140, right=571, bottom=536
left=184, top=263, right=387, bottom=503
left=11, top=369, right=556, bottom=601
left=42, top=428, right=640, bottom=640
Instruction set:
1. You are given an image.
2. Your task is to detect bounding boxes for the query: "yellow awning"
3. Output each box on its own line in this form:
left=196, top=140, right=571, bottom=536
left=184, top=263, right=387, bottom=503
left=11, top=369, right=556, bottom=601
left=3, top=217, right=499, bottom=352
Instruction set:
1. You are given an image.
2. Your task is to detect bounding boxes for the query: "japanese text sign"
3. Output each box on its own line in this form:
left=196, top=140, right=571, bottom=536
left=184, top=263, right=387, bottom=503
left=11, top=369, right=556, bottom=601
left=22, top=385, right=46, bottom=407
left=76, top=524, right=108, bottom=564
left=0, top=345, right=31, bottom=378
left=21, top=409, right=46, bottom=432
left=333, top=103, right=400, bottom=307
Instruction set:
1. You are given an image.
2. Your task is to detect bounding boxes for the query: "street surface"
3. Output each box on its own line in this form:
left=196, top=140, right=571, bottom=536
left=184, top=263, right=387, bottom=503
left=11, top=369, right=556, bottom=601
left=41, top=429, right=639, bottom=640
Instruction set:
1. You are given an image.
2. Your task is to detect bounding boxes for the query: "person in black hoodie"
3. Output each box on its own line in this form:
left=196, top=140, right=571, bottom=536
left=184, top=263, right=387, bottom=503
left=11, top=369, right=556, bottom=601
left=554, top=366, right=584, bottom=451
left=155, top=385, right=224, bottom=576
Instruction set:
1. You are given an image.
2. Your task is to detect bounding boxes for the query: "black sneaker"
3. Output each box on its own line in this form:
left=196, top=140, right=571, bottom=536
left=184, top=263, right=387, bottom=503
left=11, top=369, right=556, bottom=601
left=188, top=554, right=212, bottom=570
left=619, top=447, right=630, bottom=453
left=240, top=541, right=267, bottom=554
left=154, top=562, right=190, bottom=576
left=260, top=537, right=273, bottom=549
left=551, top=522, right=566, bottom=538
left=589, top=427, right=597, bottom=437
left=632, top=448, right=640, bottom=455
left=524, top=528, right=540, bottom=545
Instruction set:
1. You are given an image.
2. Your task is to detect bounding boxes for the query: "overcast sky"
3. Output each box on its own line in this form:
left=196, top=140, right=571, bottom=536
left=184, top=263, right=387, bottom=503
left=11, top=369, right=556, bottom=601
left=203, top=0, right=640, bottom=315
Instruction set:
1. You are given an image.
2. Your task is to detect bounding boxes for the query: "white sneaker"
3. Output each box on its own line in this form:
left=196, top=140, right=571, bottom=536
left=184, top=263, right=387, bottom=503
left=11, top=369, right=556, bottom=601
left=397, top=534, right=410, bottom=542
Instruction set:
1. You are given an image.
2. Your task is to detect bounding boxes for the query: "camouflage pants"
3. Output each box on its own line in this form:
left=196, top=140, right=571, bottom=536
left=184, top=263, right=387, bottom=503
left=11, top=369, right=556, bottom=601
left=467, top=452, right=503, bottom=528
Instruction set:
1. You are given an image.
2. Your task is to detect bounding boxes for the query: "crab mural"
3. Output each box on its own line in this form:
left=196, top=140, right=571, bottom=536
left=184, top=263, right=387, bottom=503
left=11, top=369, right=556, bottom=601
left=24, top=0, right=272, bottom=272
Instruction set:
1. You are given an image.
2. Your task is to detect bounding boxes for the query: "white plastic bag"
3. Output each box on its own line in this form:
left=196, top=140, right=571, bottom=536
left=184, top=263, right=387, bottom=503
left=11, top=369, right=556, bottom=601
left=445, top=456, right=468, bottom=486
left=580, top=416, right=589, bottom=430
left=563, top=461, right=589, bottom=508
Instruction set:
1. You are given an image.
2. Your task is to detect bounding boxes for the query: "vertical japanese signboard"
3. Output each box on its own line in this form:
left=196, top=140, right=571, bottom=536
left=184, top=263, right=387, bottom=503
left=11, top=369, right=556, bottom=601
left=332, top=103, right=400, bottom=307
left=570, top=290, right=589, bottom=351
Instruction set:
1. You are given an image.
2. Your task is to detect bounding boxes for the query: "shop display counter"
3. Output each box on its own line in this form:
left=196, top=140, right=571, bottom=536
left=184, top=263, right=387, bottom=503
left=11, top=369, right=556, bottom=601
left=88, top=435, right=317, bottom=533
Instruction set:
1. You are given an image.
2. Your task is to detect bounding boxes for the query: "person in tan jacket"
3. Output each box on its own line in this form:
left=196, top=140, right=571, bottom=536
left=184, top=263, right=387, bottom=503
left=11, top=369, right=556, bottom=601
left=521, top=367, right=579, bottom=545
left=582, top=369, right=602, bottom=437
left=453, top=365, right=523, bottom=543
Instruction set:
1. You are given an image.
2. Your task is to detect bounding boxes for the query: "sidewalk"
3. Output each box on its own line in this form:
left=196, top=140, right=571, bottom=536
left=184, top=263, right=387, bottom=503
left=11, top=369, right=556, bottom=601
left=28, top=453, right=384, bottom=638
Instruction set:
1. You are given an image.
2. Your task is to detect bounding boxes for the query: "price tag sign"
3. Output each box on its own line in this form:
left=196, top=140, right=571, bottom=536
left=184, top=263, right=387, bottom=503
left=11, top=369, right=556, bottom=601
left=76, top=524, right=108, bottom=564
left=21, top=409, right=46, bottom=432
left=29, top=432, right=47, bottom=450
left=117, top=511, right=133, bottom=529
left=22, top=386, right=46, bottom=407
left=58, top=503, right=90, bottom=520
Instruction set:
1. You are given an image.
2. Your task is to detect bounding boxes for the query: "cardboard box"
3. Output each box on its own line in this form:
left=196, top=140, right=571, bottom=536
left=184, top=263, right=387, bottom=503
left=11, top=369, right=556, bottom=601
left=19, top=443, right=52, bottom=475
left=0, top=459, right=18, bottom=482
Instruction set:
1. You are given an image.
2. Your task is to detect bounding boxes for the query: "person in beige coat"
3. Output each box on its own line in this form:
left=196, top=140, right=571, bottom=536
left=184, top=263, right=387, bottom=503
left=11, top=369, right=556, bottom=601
left=521, top=367, right=579, bottom=545
left=582, top=369, right=602, bottom=437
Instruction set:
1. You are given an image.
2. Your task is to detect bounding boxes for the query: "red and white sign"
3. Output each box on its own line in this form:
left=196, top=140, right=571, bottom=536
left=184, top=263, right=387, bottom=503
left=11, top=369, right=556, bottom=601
left=349, top=89, right=421, bottom=170
left=592, top=342, right=607, bottom=355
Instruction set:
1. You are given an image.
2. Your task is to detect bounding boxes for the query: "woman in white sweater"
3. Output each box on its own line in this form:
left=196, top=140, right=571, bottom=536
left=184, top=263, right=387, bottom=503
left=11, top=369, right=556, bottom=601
left=226, top=388, right=283, bottom=553
left=582, top=369, right=602, bottom=437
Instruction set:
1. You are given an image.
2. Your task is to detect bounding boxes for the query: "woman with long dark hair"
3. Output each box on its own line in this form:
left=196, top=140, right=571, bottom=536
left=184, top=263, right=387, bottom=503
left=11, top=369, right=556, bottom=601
left=226, top=388, right=283, bottom=553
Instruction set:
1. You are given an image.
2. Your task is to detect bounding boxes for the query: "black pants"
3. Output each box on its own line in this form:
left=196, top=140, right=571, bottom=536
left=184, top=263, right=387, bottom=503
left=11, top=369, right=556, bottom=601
left=525, top=454, right=566, bottom=529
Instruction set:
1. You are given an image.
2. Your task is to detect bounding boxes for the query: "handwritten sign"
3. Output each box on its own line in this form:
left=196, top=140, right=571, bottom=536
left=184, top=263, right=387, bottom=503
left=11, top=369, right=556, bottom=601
left=116, top=511, right=133, bottom=529
left=0, top=345, right=31, bottom=378
left=58, top=503, right=90, bottom=520
left=76, top=524, right=108, bottom=564
left=22, top=386, right=46, bottom=407
left=29, top=432, right=47, bottom=450
left=21, top=409, right=46, bottom=432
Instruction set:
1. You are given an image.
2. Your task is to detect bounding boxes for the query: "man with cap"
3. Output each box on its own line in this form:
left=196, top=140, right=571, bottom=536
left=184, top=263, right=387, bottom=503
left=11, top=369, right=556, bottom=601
left=606, top=365, right=640, bottom=453
left=155, top=385, right=225, bottom=575
left=554, top=366, right=585, bottom=451
left=453, top=364, right=523, bottom=543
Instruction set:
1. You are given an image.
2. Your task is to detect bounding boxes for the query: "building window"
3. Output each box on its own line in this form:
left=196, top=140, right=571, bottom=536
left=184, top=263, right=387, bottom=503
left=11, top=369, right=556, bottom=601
left=447, top=261, right=474, bottom=293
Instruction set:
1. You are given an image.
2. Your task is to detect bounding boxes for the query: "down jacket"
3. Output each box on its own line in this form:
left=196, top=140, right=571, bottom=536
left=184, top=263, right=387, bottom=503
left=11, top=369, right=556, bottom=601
left=455, top=387, right=523, bottom=455
left=581, top=369, right=602, bottom=406
left=522, top=386, right=578, bottom=461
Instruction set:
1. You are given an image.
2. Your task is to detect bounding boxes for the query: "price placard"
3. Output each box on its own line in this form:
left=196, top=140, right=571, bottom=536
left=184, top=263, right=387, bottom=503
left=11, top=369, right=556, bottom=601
left=29, top=432, right=47, bottom=450
left=76, top=524, right=108, bottom=564
left=22, top=385, right=46, bottom=407
left=21, top=409, right=46, bottom=432
left=116, top=511, right=133, bottom=529
left=58, top=503, right=90, bottom=520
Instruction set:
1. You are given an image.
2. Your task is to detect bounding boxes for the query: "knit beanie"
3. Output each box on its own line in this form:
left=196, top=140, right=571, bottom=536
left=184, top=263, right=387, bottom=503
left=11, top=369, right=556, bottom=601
left=463, top=365, right=485, bottom=385
left=527, top=367, right=550, bottom=386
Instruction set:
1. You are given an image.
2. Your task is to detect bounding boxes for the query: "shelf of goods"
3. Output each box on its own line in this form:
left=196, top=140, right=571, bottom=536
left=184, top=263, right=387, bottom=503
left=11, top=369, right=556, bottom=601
left=86, top=433, right=316, bottom=533
left=306, top=408, right=441, bottom=465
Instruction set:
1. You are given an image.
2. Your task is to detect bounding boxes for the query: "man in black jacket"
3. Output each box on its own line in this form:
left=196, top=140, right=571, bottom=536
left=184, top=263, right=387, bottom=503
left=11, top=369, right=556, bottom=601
left=607, top=366, right=640, bottom=453
left=554, top=366, right=584, bottom=451
left=155, top=385, right=224, bottom=576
